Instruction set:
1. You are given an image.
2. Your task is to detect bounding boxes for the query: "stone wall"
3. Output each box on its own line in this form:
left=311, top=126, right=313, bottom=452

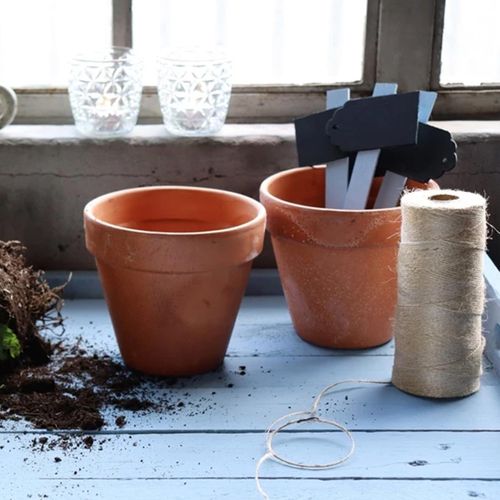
left=0, top=122, right=498, bottom=269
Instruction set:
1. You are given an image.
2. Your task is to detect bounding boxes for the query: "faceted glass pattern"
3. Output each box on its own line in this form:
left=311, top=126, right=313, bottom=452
left=69, top=48, right=143, bottom=137
left=157, top=50, right=232, bottom=136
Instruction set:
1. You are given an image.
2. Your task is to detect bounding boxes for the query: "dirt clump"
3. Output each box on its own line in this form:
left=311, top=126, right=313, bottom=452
left=0, top=241, right=63, bottom=372
left=0, top=348, right=157, bottom=431
left=0, top=241, right=156, bottom=432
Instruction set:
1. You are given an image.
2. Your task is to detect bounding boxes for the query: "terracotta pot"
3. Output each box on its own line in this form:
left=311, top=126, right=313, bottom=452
left=260, top=166, right=438, bottom=349
left=84, top=186, right=266, bottom=376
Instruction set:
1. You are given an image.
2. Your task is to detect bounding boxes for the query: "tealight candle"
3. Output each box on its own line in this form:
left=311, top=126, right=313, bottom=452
left=69, top=47, right=143, bottom=138
left=157, top=47, right=232, bottom=136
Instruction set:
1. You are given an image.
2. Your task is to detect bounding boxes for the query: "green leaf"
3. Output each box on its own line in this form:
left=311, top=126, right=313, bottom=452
left=0, top=324, right=21, bottom=361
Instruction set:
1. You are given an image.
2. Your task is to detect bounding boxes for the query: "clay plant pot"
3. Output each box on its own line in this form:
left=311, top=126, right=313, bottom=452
left=84, top=186, right=266, bottom=376
left=260, top=166, right=437, bottom=349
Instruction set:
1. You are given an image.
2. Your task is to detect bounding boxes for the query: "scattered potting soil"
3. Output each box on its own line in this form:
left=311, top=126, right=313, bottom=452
left=0, top=342, right=158, bottom=431
left=0, top=240, right=258, bottom=452
left=0, top=240, right=160, bottom=433
left=30, top=433, right=112, bottom=453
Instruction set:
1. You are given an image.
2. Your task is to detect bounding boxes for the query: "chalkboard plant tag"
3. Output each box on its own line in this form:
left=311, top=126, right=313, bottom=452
left=294, top=91, right=457, bottom=192
left=326, top=92, right=420, bottom=152
left=375, top=123, right=456, bottom=182
left=374, top=91, right=438, bottom=208
left=342, top=82, right=398, bottom=210
left=294, top=107, right=341, bottom=168
left=294, top=92, right=423, bottom=167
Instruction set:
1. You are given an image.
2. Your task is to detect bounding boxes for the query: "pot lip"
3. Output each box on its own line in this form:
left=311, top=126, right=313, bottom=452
left=260, top=166, right=436, bottom=214
left=84, top=185, right=266, bottom=237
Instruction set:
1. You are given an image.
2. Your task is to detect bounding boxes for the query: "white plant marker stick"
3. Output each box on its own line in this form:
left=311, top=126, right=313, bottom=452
left=325, top=89, right=350, bottom=208
left=343, top=83, right=398, bottom=210
left=373, top=91, right=437, bottom=208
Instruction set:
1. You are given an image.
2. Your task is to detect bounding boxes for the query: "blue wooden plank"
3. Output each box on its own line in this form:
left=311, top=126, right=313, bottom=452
left=47, top=270, right=285, bottom=299
left=0, top=298, right=495, bottom=433
left=0, top=354, right=498, bottom=432
left=1, top=289, right=499, bottom=499
left=0, top=431, right=498, bottom=480
left=5, top=479, right=500, bottom=500
left=59, top=297, right=396, bottom=358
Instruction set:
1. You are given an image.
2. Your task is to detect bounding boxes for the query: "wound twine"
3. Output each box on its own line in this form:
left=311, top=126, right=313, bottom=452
left=392, top=189, right=487, bottom=398
left=256, top=189, right=487, bottom=498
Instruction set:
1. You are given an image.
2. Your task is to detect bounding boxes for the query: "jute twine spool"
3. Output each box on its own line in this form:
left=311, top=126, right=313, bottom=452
left=392, top=189, right=487, bottom=398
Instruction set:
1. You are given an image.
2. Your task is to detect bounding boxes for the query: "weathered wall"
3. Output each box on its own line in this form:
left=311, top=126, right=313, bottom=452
left=0, top=122, right=498, bottom=269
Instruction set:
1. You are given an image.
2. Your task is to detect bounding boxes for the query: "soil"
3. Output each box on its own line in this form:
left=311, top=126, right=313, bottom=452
left=0, top=241, right=230, bottom=446
left=0, top=241, right=63, bottom=372
left=0, top=241, right=159, bottom=432
left=0, top=342, right=157, bottom=431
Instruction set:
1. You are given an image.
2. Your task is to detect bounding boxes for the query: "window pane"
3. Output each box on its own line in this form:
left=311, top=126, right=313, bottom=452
left=133, top=0, right=367, bottom=85
left=0, top=0, right=112, bottom=87
left=441, top=0, right=500, bottom=85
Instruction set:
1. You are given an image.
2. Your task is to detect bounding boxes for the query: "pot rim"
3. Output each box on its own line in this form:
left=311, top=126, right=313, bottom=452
left=84, top=185, right=266, bottom=237
left=260, top=166, right=431, bottom=214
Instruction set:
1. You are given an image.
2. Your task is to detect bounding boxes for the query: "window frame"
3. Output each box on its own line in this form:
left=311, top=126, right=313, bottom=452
left=11, top=0, right=500, bottom=124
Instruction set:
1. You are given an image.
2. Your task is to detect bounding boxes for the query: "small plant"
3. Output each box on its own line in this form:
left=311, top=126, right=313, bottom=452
left=0, top=240, right=64, bottom=371
left=0, top=324, right=21, bottom=361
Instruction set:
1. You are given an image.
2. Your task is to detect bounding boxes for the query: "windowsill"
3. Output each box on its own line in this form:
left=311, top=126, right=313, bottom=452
left=0, top=123, right=296, bottom=145
left=0, top=121, right=499, bottom=270
left=2, top=121, right=500, bottom=144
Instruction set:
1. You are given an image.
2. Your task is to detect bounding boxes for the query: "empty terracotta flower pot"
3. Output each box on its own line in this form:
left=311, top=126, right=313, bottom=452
left=84, top=186, right=266, bottom=376
left=260, top=166, right=437, bottom=349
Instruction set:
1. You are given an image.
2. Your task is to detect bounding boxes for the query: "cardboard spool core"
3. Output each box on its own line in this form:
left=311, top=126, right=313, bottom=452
left=429, top=194, right=459, bottom=201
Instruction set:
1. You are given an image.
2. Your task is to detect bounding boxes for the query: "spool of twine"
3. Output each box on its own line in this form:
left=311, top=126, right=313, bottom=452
left=392, top=189, right=487, bottom=398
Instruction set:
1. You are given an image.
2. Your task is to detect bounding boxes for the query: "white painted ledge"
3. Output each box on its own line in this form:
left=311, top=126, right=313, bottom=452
left=1, top=121, right=500, bottom=146
left=433, top=121, right=500, bottom=142
left=0, top=124, right=295, bottom=146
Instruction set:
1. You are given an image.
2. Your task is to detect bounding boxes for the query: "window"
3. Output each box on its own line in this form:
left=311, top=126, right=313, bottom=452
left=0, top=0, right=112, bottom=87
left=133, top=0, right=367, bottom=85
left=440, top=0, right=500, bottom=86
left=1, top=0, right=499, bottom=124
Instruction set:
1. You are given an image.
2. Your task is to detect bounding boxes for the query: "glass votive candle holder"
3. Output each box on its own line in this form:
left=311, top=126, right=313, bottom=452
left=157, top=48, right=232, bottom=136
left=69, top=47, right=143, bottom=137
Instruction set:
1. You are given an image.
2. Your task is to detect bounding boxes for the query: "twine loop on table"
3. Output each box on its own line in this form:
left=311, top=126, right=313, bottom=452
left=255, top=380, right=390, bottom=499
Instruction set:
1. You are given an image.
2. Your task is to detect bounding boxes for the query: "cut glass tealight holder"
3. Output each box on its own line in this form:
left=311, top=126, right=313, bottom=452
left=157, top=48, right=232, bottom=136
left=69, top=47, right=143, bottom=138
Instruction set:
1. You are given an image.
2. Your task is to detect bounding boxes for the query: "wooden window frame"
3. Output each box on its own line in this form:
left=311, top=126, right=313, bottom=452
left=12, top=0, right=500, bottom=124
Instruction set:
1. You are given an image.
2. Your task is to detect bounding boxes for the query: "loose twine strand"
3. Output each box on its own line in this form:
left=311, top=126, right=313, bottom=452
left=255, top=379, right=390, bottom=499
left=256, top=190, right=487, bottom=498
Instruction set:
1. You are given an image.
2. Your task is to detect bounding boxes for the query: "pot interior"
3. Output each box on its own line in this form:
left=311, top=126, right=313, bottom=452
left=266, top=167, right=430, bottom=210
left=89, top=188, right=260, bottom=233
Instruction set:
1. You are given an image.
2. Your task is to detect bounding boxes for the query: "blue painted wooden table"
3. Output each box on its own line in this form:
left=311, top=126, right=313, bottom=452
left=1, top=269, right=500, bottom=500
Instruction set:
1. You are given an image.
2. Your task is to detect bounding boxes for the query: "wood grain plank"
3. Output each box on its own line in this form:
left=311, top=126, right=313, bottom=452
left=0, top=432, right=499, bottom=481
left=60, top=298, right=396, bottom=358
left=1, top=353, right=498, bottom=432
left=1, top=298, right=497, bottom=434
left=5, top=479, right=500, bottom=500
